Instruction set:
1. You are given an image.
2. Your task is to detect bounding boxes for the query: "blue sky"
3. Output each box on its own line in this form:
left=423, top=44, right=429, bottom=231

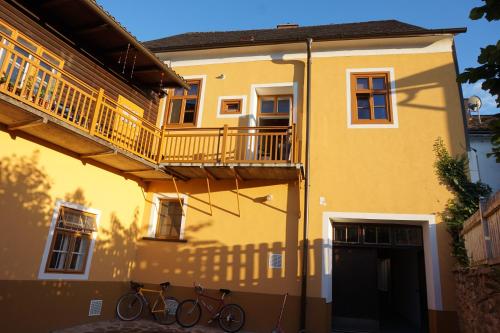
left=98, top=0, right=499, bottom=114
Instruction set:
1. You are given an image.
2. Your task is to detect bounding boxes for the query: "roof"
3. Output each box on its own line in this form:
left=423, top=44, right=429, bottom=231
left=8, top=0, right=188, bottom=90
left=468, top=114, right=499, bottom=134
left=143, top=20, right=467, bottom=52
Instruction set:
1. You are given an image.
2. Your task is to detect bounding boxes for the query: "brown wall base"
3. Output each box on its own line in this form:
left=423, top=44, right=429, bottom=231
left=0, top=280, right=329, bottom=333
left=0, top=280, right=129, bottom=333
left=428, top=309, right=459, bottom=333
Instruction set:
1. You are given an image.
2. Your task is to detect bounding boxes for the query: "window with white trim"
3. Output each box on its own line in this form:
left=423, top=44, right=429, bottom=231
left=39, top=201, right=99, bottom=280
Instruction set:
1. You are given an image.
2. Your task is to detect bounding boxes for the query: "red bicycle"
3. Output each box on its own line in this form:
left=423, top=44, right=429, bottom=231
left=175, top=283, right=245, bottom=332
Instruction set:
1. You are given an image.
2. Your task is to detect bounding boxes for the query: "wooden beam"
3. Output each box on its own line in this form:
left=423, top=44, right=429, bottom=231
left=162, top=166, right=190, bottom=181
left=200, top=166, right=218, bottom=181
left=230, top=166, right=245, bottom=181
left=8, top=118, right=48, bottom=131
left=40, top=0, right=73, bottom=9
left=122, top=169, right=153, bottom=174
left=74, top=24, right=109, bottom=35
left=172, top=177, right=185, bottom=216
left=133, top=66, right=159, bottom=74
left=206, top=177, right=213, bottom=216
left=234, top=174, right=241, bottom=217
left=80, top=150, right=117, bottom=159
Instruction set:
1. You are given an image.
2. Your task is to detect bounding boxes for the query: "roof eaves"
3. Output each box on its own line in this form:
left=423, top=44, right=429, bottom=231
left=146, top=27, right=467, bottom=53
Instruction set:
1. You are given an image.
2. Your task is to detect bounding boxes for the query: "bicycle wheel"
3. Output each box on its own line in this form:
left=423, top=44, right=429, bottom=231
left=116, top=293, right=143, bottom=321
left=152, top=296, right=179, bottom=325
left=218, top=303, right=245, bottom=332
left=175, top=299, right=202, bottom=328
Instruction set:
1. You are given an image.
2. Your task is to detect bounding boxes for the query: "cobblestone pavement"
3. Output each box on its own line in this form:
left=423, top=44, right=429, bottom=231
left=53, top=319, right=253, bottom=333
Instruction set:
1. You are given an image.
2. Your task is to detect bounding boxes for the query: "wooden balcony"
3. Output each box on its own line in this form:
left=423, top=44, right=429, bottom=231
left=0, top=33, right=301, bottom=182
left=0, top=32, right=168, bottom=181
left=158, top=125, right=301, bottom=180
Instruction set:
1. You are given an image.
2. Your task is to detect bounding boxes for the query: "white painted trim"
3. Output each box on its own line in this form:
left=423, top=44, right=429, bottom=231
left=38, top=200, right=101, bottom=281
left=148, top=193, right=189, bottom=240
left=321, top=212, right=443, bottom=311
left=249, top=82, right=298, bottom=127
left=167, top=38, right=453, bottom=67
left=216, top=95, right=247, bottom=118
left=346, top=68, right=399, bottom=129
left=156, top=92, right=168, bottom=128
left=181, top=75, right=207, bottom=128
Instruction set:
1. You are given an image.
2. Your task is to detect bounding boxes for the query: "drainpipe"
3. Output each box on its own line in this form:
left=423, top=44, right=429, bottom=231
left=300, top=37, right=313, bottom=333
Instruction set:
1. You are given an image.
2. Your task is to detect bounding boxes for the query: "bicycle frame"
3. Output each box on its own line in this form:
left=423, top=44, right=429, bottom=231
left=193, top=289, right=226, bottom=319
left=136, top=286, right=168, bottom=314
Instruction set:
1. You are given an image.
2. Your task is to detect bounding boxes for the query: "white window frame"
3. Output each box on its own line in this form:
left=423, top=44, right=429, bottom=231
left=216, top=95, right=247, bottom=118
left=148, top=193, right=188, bottom=240
left=38, top=200, right=100, bottom=280
left=346, top=68, right=399, bottom=129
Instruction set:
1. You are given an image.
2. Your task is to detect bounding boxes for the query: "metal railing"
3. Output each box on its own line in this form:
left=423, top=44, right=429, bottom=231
left=160, top=124, right=298, bottom=164
left=0, top=33, right=299, bottom=166
left=462, top=191, right=500, bottom=266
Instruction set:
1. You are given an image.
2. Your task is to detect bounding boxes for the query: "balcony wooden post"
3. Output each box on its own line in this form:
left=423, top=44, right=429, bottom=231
left=220, top=124, right=229, bottom=163
left=89, top=88, right=105, bottom=136
left=156, top=126, right=166, bottom=163
left=291, top=123, right=296, bottom=163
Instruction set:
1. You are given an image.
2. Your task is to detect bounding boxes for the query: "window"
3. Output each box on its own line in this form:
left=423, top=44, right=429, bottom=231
left=42, top=204, right=98, bottom=276
left=155, top=199, right=184, bottom=240
left=220, top=99, right=242, bottom=115
left=258, top=95, right=292, bottom=117
left=350, top=72, right=392, bottom=124
left=165, top=79, right=201, bottom=126
left=333, top=225, right=360, bottom=243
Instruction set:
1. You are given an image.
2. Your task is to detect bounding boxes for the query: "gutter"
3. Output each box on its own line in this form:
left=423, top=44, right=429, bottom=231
left=300, top=37, right=313, bottom=333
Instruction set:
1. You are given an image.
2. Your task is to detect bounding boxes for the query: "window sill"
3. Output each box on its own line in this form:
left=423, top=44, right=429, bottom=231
left=142, top=237, right=187, bottom=243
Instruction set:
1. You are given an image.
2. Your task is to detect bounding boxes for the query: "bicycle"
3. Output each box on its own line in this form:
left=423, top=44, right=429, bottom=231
left=175, top=283, right=245, bottom=332
left=116, top=281, right=179, bottom=325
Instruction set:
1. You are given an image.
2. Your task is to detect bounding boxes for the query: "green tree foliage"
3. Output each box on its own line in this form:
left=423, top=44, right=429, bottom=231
left=433, top=138, right=491, bottom=266
left=457, top=0, right=500, bottom=162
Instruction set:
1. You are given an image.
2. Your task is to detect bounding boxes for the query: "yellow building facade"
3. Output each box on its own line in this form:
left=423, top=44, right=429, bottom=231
left=0, top=2, right=467, bottom=332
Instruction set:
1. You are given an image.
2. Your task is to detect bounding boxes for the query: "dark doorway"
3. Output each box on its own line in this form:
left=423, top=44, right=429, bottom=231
left=331, top=223, right=428, bottom=333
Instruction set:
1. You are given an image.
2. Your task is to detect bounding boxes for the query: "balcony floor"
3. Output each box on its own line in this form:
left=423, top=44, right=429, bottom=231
left=160, top=162, right=302, bottom=181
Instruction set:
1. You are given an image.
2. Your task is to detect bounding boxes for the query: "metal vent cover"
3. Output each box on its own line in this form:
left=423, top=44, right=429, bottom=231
left=89, top=299, right=103, bottom=316
left=269, top=253, right=283, bottom=269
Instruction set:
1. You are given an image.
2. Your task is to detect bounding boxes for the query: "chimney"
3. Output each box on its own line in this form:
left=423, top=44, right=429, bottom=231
left=276, top=23, right=299, bottom=29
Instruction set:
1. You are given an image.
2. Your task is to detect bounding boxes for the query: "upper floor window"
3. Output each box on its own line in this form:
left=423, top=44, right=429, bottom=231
left=258, top=95, right=292, bottom=116
left=165, top=79, right=201, bottom=127
left=350, top=72, right=393, bottom=125
left=220, top=98, right=243, bottom=115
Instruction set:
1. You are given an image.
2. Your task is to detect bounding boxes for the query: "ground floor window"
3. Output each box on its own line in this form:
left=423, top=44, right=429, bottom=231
left=147, top=193, right=187, bottom=241
left=38, top=201, right=100, bottom=280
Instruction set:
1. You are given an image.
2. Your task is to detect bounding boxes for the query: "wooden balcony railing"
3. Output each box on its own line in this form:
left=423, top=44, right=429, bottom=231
left=0, top=33, right=161, bottom=163
left=160, top=124, right=298, bottom=164
left=0, top=33, right=299, bottom=166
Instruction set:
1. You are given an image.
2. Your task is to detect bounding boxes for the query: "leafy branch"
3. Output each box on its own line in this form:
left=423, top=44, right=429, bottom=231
left=433, top=138, right=491, bottom=266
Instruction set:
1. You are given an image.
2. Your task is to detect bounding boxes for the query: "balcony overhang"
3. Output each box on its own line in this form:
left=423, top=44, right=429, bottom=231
left=8, top=0, right=188, bottom=91
left=160, top=163, right=302, bottom=181
left=0, top=93, right=172, bottom=182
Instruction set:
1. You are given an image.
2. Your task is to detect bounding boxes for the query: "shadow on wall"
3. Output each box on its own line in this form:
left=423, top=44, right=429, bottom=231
left=0, top=151, right=53, bottom=279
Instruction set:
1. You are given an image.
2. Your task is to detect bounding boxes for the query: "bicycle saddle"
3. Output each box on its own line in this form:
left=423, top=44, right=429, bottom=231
left=130, top=281, right=144, bottom=289
left=160, top=281, right=170, bottom=287
left=219, top=288, right=231, bottom=295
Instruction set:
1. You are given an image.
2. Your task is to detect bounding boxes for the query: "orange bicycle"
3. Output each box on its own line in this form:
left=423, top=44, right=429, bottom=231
left=175, top=283, right=245, bottom=332
left=116, top=281, right=178, bottom=325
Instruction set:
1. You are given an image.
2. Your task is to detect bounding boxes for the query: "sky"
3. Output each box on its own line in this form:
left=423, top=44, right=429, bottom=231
left=97, top=0, right=499, bottom=114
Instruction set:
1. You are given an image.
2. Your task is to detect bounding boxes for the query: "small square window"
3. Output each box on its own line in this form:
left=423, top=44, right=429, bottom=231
left=220, top=99, right=242, bottom=115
